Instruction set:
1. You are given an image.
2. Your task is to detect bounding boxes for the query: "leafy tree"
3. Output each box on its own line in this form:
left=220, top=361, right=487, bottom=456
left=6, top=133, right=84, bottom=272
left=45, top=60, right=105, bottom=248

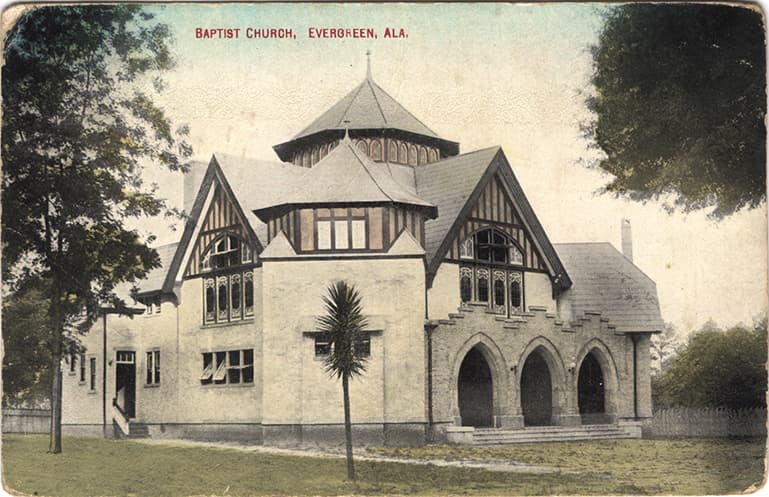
left=587, top=4, right=766, bottom=218
left=653, top=318, right=767, bottom=409
left=316, top=281, right=369, bottom=481
left=2, top=279, right=54, bottom=407
left=2, top=5, right=191, bottom=453
left=650, top=323, right=682, bottom=375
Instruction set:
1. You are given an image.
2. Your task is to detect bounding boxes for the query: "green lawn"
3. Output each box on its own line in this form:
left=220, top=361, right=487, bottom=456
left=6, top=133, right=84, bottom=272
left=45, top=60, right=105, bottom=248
left=2, top=435, right=765, bottom=496
left=2, top=434, right=632, bottom=496
left=370, top=438, right=767, bottom=495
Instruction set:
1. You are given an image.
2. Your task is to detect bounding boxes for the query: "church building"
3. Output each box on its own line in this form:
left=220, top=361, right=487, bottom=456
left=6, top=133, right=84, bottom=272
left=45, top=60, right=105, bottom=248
left=61, top=64, right=663, bottom=445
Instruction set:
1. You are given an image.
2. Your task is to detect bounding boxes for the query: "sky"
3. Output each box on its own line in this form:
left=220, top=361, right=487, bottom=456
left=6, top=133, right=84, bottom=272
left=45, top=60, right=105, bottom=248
left=124, top=3, right=767, bottom=337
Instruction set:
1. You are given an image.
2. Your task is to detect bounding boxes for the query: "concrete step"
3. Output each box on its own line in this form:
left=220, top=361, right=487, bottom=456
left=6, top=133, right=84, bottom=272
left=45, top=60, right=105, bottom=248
left=470, top=425, right=636, bottom=445
left=128, top=423, right=150, bottom=439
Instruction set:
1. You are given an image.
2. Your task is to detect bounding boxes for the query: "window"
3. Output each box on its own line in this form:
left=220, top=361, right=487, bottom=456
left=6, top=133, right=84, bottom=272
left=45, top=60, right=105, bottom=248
left=389, top=141, right=398, bottom=162
left=314, top=333, right=371, bottom=357
left=204, top=270, right=254, bottom=325
left=89, top=358, right=96, bottom=391
left=69, top=353, right=76, bottom=373
left=459, top=229, right=524, bottom=265
left=80, top=353, right=86, bottom=383
left=315, top=209, right=367, bottom=251
left=370, top=140, right=382, bottom=161
left=398, top=143, right=408, bottom=163
left=201, top=234, right=252, bottom=271
left=200, top=349, right=253, bottom=385
left=510, top=279, right=522, bottom=311
left=143, top=295, right=161, bottom=315
left=146, top=350, right=160, bottom=385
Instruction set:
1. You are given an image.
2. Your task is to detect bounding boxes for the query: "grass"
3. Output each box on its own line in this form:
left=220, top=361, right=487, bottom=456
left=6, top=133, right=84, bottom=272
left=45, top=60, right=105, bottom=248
left=370, top=437, right=767, bottom=495
left=4, top=434, right=633, bottom=497
left=2, top=435, right=765, bottom=496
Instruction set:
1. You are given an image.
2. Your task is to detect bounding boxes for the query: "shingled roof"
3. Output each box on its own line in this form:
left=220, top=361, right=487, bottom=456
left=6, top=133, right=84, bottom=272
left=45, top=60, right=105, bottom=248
left=415, top=146, right=502, bottom=264
left=254, top=137, right=436, bottom=218
left=554, top=243, right=664, bottom=333
left=292, top=77, right=440, bottom=140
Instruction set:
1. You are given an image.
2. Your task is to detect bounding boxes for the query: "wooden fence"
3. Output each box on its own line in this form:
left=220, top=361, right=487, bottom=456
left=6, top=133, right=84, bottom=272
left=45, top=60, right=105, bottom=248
left=2, top=408, right=51, bottom=434
left=644, top=407, right=766, bottom=438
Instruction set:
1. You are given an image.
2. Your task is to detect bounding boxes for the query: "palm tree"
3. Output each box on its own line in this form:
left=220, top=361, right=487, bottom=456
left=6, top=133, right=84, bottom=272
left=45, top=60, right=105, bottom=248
left=316, top=280, right=369, bottom=481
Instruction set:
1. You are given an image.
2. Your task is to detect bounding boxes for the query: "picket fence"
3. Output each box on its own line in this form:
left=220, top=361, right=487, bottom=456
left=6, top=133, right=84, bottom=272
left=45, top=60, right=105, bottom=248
left=2, top=408, right=51, bottom=434
left=645, top=407, right=766, bottom=438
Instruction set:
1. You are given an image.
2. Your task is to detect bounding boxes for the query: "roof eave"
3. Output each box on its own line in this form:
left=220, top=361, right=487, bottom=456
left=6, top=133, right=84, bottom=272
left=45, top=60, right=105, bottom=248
left=273, top=128, right=460, bottom=162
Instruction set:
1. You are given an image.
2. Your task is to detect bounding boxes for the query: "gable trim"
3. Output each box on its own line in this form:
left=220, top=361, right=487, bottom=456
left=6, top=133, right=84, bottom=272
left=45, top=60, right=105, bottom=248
left=425, top=148, right=571, bottom=291
left=162, top=155, right=263, bottom=293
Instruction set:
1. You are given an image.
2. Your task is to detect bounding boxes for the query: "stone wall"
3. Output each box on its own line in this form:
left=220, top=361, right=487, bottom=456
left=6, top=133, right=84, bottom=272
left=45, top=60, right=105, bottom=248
left=429, top=303, right=650, bottom=441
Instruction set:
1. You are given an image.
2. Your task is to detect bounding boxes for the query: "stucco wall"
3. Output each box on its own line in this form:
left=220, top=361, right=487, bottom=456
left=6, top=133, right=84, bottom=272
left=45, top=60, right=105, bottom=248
left=260, top=256, right=427, bottom=427
left=428, top=262, right=460, bottom=320
left=524, top=272, right=556, bottom=311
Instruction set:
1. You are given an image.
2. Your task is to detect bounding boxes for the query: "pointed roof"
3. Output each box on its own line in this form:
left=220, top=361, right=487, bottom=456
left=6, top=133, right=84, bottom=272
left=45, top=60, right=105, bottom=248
left=255, top=137, right=436, bottom=219
left=294, top=77, right=440, bottom=141
left=272, top=74, right=460, bottom=162
left=554, top=243, right=663, bottom=333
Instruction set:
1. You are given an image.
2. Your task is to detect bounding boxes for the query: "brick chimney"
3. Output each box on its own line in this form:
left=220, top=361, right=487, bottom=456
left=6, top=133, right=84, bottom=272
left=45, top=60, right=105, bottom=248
left=621, top=218, right=633, bottom=261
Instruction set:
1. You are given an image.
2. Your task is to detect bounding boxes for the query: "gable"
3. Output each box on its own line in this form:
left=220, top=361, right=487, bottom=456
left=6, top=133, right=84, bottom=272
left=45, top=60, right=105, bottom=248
left=184, top=182, right=255, bottom=277
left=163, top=157, right=263, bottom=292
left=443, top=173, right=547, bottom=271
left=420, top=148, right=571, bottom=290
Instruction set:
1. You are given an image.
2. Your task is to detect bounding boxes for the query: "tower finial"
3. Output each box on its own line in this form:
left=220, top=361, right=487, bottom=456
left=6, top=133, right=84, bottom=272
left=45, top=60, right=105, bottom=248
left=366, top=49, right=372, bottom=79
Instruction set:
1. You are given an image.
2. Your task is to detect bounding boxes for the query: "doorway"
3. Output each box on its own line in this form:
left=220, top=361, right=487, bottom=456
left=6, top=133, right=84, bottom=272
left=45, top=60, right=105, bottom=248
left=458, top=347, right=494, bottom=427
left=115, top=351, right=136, bottom=418
left=520, top=349, right=553, bottom=426
left=578, top=352, right=608, bottom=424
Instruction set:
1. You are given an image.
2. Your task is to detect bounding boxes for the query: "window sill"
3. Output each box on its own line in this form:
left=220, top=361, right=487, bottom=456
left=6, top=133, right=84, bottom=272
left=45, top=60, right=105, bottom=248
left=87, top=390, right=97, bottom=395
left=201, top=318, right=255, bottom=330
left=68, top=372, right=77, bottom=376
left=78, top=381, right=87, bottom=386
left=199, top=382, right=255, bottom=389
left=144, top=384, right=161, bottom=389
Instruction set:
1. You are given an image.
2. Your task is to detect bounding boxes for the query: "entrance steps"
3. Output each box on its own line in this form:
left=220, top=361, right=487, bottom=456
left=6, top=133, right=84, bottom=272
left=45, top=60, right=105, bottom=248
left=467, top=424, right=638, bottom=445
left=127, top=423, right=150, bottom=439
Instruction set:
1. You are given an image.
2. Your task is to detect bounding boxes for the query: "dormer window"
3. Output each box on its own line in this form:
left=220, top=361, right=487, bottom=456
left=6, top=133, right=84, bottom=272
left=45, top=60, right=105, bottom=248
left=201, top=234, right=252, bottom=271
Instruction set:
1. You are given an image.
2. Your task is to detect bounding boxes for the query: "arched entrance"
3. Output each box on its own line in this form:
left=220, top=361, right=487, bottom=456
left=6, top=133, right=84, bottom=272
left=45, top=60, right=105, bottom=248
left=578, top=351, right=608, bottom=424
left=458, top=347, right=493, bottom=427
left=520, top=349, right=553, bottom=426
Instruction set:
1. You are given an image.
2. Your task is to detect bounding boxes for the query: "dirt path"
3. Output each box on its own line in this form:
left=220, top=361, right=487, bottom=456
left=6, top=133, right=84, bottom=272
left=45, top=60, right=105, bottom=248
left=133, top=438, right=558, bottom=474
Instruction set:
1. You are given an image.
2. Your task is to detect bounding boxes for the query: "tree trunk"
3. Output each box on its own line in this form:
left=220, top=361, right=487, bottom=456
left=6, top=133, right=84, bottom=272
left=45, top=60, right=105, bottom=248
left=342, top=373, right=355, bottom=481
left=49, top=353, right=62, bottom=453
left=48, top=296, right=64, bottom=454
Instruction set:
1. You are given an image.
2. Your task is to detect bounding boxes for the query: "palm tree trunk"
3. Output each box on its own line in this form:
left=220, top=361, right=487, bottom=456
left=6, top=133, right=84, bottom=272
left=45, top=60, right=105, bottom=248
left=342, top=373, right=355, bottom=481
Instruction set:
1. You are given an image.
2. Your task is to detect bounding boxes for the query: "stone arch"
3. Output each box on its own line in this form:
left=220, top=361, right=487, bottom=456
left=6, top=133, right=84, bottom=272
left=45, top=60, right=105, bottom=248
left=311, top=146, right=319, bottom=165
left=450, top=333, right=509, bottom=427
left=516, top=336, right=568, bottom=425
left=356, top=139, right=369, bottom=155
left=573, top=338, right=620, bottom=423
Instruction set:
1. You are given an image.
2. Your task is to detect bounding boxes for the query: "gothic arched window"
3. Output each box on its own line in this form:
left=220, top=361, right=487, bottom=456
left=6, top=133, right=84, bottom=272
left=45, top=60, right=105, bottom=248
left=418, top=146, right=428, bottom=165
left=429, top=149, right=439, bottom=163
left=370, top=140, right=383, bottom=161
left=356, top=140, right=369, bottom=154
left=398, top=143, right=408, bottom=163
left=389, top=141, right=398, bottom=162
left=460, top=229, right=524, bottom=265
left=408, top=145, right=418, bottom=166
